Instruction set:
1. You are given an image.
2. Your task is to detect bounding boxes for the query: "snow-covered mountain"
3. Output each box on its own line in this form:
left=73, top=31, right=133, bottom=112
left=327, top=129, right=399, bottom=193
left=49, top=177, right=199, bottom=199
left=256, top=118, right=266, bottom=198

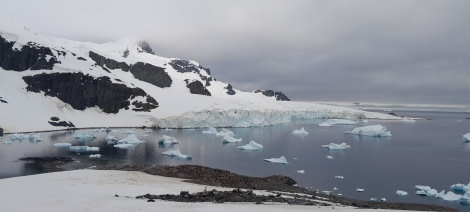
left=0, top=19, right=398, bottom=133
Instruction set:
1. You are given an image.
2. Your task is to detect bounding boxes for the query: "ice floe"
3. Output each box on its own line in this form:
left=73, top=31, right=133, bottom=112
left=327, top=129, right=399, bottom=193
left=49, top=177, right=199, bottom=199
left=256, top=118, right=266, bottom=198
left=318, top=119, right=357, bottom=126
left=356, top=188, right=365, bottom=192
left=346, top=124, right=391, bottom=137
left=68, top=146, right=99, bottom=153
left=396, top=190, right=408, bottom=196
left=105, top=135, right=117, bottom=144
left=27, top=133, right=42, bottom=142
left=415, top=185, right=438, bottom=197
left=264, top=156, right=288, bottom=164
left=53, top=143, right=72, bottom=148
left=463, top=133, right=470, bottom=142
left=114, top=134, right=145, bottom=149
left=216, top=128, right=235, bottom=137
left=202, top=127, right=218, bottom=134
left=326, top=155, right=334, bottom=159
left=89, top=154, right=102, bottom=159
left=292, top=127, right=309, bottom=135
left=8, top=133, right=24, bottom=141
left=73, top=132, right=96, bottom=142
left=158, top=135, right=179, bottom=144
left=297, top=170, right=305, bottom=174
left=322, top=142, right=351, bottom=150
left=237, top=141, right=263, bottom=150
left=222, top=134, right=242, bottom=143
left=450, top=182, right=470, bottom=193
left=161, top=148, right=192, bottom=160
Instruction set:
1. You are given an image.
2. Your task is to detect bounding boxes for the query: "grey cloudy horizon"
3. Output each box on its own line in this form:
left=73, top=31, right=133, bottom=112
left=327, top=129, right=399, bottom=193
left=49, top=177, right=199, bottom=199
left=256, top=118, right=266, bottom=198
left=2, top=0, right=469, bottom=105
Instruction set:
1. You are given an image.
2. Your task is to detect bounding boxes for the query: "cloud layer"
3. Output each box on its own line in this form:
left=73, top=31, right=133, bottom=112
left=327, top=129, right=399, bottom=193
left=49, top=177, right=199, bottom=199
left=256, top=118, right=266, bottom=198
left=2, top=0, right=469, bottom=104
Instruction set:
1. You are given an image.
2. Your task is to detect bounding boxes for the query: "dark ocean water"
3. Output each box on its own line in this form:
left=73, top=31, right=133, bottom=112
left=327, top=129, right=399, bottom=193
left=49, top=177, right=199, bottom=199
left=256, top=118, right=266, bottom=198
left=1, top=110, right=469, bottom=210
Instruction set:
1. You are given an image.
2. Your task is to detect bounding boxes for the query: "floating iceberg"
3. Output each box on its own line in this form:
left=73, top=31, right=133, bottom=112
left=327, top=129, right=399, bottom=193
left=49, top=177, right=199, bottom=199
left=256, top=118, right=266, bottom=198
left=161, top=148, right=192, bottom=160
left=53, top=143, right=72, bottom=148
left=264, top=156, right=288, bottom=164
left=415, top=185, right=438, bottom=197
left=335, top=176, right=344, bottom=179
left=450, top=182, right=470, bottom=193
left=292, top=127, right=309, bottom=135
left=68, top=146, right=88, bottom=153
left=120, top=129, right=134, bottom=134
left=297, top=170, right=305, bottom=174
left=322, top=142, right=351, bottom=150
left=319, top=119, right=357, bottom=127
left=202, top=127, right=218, bottom=134
left=216, top=128, right=235, bottom=137
left=222, top=134, right=242, bottom=143
left=158, top=135, right=179, bottom=144
left=463, top=133, right=470, bottom=142
left=89, top=154, right=102, bottom=159
left=401, top=118, right=416, bottom=123
left=356, top=188, right=365, bottom=192
left=86, top=146, right=100, bottom=152
left=73, top=132, right=96, bottom=142
left=326, top=155, right=334, bottom=159
left=436, top=190, right=462, bottom=201
left=114, top=143, right=135, bottom=149
left=346, top=124, right=391, bottom=137
left=8, top=133, right=24, bottom=141
left=460, top=195, right=470, bottom=205
left=116, top=134, right=144, bottom=144
left=27, top=133, right=42, bottom=142
left=237, top=141, right=263, bottom=150
left=396, top=190, right=408, bottom=196
left=105, top=135, right=117, bottom=144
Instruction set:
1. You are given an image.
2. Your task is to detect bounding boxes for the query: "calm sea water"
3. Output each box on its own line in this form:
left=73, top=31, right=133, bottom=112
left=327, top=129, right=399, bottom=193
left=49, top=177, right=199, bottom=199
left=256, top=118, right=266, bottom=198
left=1, top=110, right=469, bottom=210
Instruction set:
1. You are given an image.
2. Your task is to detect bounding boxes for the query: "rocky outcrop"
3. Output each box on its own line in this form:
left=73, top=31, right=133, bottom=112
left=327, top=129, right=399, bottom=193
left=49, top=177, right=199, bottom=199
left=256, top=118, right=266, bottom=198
left=137, top=41, right=155, bottom=54
left=185, top=80, right=211, bottom=96
left=0, top=97, right=7, bottom=103
left=0, top=35, right=59, bottom=71
left=129, top=62, right=172, bottom=88
left=254, top=90, right=290, bottom=101
left=224, top=84, right=236, bottom=95
left=0, top=127, right=3, bottom=136
left=48, top=117, right=75, bottom=128
left=89, top=51, right=130, bottom=71
left=22, top=72, right=158, bottom=113
left=169, top=59, right=213, bottom=86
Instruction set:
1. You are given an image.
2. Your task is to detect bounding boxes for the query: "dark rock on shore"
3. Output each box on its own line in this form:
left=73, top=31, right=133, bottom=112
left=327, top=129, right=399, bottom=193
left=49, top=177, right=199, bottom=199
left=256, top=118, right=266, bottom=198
left=22, top=72, right=158, bottom=113
left=0, top=128, right=3, bottom=136
left=185, top=80, right=211, bottom=96
left=19, top=156, right=75, bottom=172
left=48, top=117, right=75, bottom=128
left=0, top=97, right=6, bottom=103
left=254, top=90, right=290, bottom=101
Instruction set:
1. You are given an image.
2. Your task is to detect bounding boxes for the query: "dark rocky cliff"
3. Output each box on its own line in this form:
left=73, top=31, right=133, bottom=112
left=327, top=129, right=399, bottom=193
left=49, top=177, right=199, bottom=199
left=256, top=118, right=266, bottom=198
left=254, top=90, right=290, bottom=101
left=129, top=62, right=172, bottom=88
left=22, top=72, right=158, bottom=113
left=185, top=80, right=211, bottom=96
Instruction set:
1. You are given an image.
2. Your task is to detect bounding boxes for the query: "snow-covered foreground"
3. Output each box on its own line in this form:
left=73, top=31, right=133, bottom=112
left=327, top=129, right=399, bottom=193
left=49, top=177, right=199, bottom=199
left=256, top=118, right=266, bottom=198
left=0, top=170, right=414, bottom=212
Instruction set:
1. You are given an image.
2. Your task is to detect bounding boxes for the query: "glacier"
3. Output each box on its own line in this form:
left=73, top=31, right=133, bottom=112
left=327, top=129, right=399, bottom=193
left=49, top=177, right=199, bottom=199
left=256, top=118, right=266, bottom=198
left=318, top=119, right=357, bottom=126
left=161, top=148, right=192, bottom=160
left=264, top=156, right=288, bottom=164
left=346, top=124, right=392, bottom=137
left=322, top=142, right=351, bottom=150
left=237, top=141, right=263, bottom=150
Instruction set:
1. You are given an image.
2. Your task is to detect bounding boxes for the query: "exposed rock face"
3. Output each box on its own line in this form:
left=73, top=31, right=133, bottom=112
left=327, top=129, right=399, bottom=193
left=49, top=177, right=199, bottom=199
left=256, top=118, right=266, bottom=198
left=0, top=127, right=3, bottom=136
left=0, top=97, right=7, bottom=103
left=48, top=117, right=75, bottom=128
left=224, top=84, right=236, bottom=95
left=254, top=90, right=290, bottom=101
left=185, top=80, right=211, bottom=96
left=89, top=51, right=130, bottom=71
left=137, top=41, right=155, bottom=54
left=169, top=59, right=213, bottom=86
left=129, top=62, right=172, bottom=88
left=0, top=35, right=59, bottom=71
left=22, top=72, right=158, bottom=113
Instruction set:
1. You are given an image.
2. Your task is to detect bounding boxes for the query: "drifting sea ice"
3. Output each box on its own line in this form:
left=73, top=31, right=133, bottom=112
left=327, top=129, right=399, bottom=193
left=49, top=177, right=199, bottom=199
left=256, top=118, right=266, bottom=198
left=463, top=133, right=470, bottom=142
left=105, top=135, right=117, bottom=144
left=326, top=156, right=334, bottom=159
left=396, top=190, right=408, bottom=196
left=68, top=146, right=99, bottom=153
left=264, top=156, right=288, bottom=164
left=120, top=129, right=134, bottom=134
left=114, top=143, right=134, bottom=149
left=450, top=182, right=470, bottom=193
left=53, top=143, right=72, bottom=148
left=322, top=142, right=351, bottom=150
left=237, top=141, right=263, bottom=150
left=346, top=124, right=391, bottom=137
left=158, top=135, right=179, bottom=144
left=27, top=133, right=42, bottom=142
left=297, top=170, right=305, bottom=174
left=202, top=127, right=217, bottom=134
left=222, top=134, right=242, bottom=143
left=161, top=148, right=192, bottom=160
left=356, top=188, right=365, bottom=192
left=73, top=132, right=96, bottom=142
left=116, top=134, right=143, bottom=144
left=216, top=128, right=235, bottom=137
left=89, top=154, right=102, bottom=159
left=415, top=185, right=438, bottom=197
left=292, top=127, right=309, bottom=135
left=8, top=133, right=24, bottom=141
left=318, top=119, right=357, bottom=127
left=436, top=190, right=462, bottom=201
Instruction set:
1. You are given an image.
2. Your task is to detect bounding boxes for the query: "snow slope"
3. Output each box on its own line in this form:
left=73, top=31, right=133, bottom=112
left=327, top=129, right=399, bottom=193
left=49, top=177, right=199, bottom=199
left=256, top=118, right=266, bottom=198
left=0, top=19, right=399, bottom=133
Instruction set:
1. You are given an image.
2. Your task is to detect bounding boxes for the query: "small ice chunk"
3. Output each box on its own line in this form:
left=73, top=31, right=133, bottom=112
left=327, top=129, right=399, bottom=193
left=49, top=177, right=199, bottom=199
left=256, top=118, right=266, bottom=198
left=450, top=182, right=470, bottom=193
left=396, top=190, right=408, bottom=196
left=264, top=156, right=288, bottom=164
left=161, top=148, right=192, bottom=160
left=86, top=146, right=99, bottom=152
left=347, top=124, right=391, bottom=137
left=356, top=188, right=365, bottom=192
left=89, top=154, right=102, bottom=159
left=326, top=155, right=334, bottom=159
left=401, top=118, right=416, bottom=123
left=222, top=134, right=242, bottom=143
left=380, top=198, right=387, bottom=202
left=8, top=133, right=24, bottom=141
left=415, top=185, right=437, bottom=197
left=322, top=142, right=351, bottom=150
left=335, top=176, right=344, bottom=179
left=202, top=127, right=218, bottom=134
left=237, top=141, right=263, bottom=150
left=105, top=135, right=117, bottom=144
left=158, top=135, right=179, bottom=144
left=120, top=129, right=134, bottom=134
left=114, top=143, right=134, bottom=149
left=53, top=143, right=72, bottom=148
left=116, top=134, right=144, bottom=144
left=216, top=128, right=235, bottom=137
left=297, top=170, right=305, bottom=174
left=68, top=146, right=88, bottom=153
left=73, top=132, right=96, bottom=142
left=436, top=190, right=462, bottom=201
left=460, top=196, right=470, bottom=205
left=319, top=119, right=357, bottom=127
left=463, top=133, right=470, bottom=142
left=292, top=127, right=309, bottom=135
left=370, top=198, right=377, bottom=201
left=27, top=133, right=42, bottom=142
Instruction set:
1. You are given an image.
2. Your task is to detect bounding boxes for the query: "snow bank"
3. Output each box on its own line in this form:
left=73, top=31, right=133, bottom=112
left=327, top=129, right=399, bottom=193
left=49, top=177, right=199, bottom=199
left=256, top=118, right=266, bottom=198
left=346, top=125, right=391, bottom=137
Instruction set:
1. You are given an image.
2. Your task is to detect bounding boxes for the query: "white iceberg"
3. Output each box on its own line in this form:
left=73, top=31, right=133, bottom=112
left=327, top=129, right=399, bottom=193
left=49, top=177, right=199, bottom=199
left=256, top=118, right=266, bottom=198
left=237, top=141, right=263, bottom=150
left=73, top=132, right=96, bottom=142
left=396, top=190, right=408, bottom=196
left=463, top=133, right=470, bottom=142
left=292, top=127, right=309, bottom=135
left=222, top=134, right=242, bottom=143
left=415, top=185, right=438, bottom=197
left=116, top=134, right=144, bottom=145
left=346, top=124, right=391, bottom=137
left=53, top=143, right=72, bottom=148
left=113, top=143, right=135, bottom=149
left=158, top=135, right=179, bottom=144
left=450, top=182, right=470, bottom=193
left=216, top=128, right=235, bottom=137
left=89, top=154, right=102, bottom=159
left=68, top=146, right=88, bottom=153
left=319, top=119, right=357, bottom=127
left=27, top=133, right=42, bottom=142
left=297, top=170, right=305, bottom=174
left=8, top=133, right=24, bottom=141
left=326, top=155, right=334, bottom=159
left=460, top=195, right=470, bottom=205
left=436, top=190, right=462, bottom=201
left=356, top=188, right=365, bottom=192
left=86, top=146, right=100, bottom=152
left=264, top=156, right=288, bottom=164
left=335, top=176, right=344, bottom=179
left=322, top=142, right=351, bottom=150
left=202, top=127, right=218, bottom=134
left=105, top=135, right=117, bottom=144
left=161, top=148, right=192, bottom=160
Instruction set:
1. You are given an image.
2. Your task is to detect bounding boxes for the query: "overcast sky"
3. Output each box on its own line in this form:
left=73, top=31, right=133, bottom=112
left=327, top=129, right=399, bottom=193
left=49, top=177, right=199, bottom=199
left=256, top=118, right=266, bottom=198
left=1, top=0, right=469, bottom=105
